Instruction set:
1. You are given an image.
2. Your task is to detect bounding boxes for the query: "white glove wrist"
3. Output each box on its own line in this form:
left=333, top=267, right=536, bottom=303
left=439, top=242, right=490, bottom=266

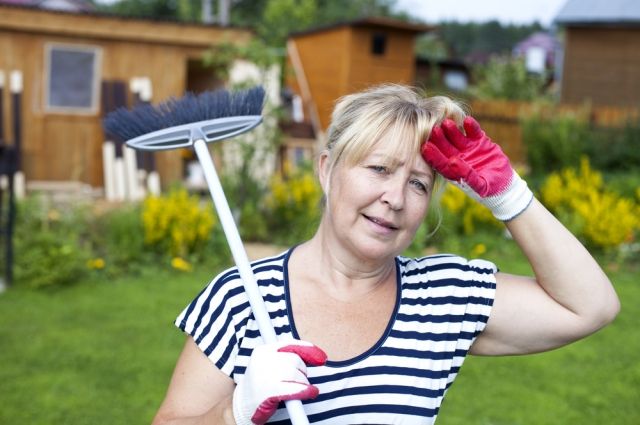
left=455, top=170, right=534, bottom=221
left=232, top=383, right=254, bottom=425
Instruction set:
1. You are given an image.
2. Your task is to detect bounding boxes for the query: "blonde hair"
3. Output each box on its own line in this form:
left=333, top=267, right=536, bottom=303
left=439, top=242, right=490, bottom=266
left=324, top=84, right=466, bottom=179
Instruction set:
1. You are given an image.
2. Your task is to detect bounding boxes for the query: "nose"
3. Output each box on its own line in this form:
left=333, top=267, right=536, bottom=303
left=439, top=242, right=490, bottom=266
left=380, top=175, right=405, bottom=211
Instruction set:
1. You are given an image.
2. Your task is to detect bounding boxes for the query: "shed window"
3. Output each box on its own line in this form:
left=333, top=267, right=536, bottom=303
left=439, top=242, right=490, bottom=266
left=371, top=33, right=387, bottom=56
left=45, top=44, right=101, bottom=113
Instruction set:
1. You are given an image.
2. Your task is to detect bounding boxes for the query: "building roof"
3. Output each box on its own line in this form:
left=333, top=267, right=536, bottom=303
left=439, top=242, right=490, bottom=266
left=554, top=0, right=640, bottom=25
left=290, top=16, right=433, bottom=38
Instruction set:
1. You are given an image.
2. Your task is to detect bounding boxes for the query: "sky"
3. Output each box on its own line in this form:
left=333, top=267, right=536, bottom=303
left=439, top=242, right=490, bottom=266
left=393, top=0, right=569, bottom=26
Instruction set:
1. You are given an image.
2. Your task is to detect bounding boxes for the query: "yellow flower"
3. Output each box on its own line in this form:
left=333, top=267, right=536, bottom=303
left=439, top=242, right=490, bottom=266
left=470, top=243, right=487, bottom=257
left=539, top=157, right=640, bottom=250
left=171, top=257, right=192, bottom=272
left=87, top=258, right=105, bottom=270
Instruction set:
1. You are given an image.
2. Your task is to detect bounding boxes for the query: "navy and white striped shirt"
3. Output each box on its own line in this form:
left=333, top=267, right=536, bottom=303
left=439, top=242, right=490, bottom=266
left=175, top=248, right=497, bottom=424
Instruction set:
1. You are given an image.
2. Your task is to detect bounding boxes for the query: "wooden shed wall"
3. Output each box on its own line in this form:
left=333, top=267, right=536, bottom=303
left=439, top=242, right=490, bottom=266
left=0, top=6, right=251, bottom=188
left=347, top=27, right=417, bottom=91
left=291, top=26, right=419, bottom=131
left=290, top=28, right=351, bottom=130
left=561, top=27, right=640, bottom=107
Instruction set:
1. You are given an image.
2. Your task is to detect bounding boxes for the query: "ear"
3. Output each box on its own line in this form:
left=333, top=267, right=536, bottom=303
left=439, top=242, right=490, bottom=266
left=317, top=151, right=331, bottom=194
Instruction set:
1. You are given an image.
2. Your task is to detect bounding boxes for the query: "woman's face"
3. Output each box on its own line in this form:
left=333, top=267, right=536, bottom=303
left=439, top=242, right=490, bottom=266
left=319, top=141, right=434, bottom=262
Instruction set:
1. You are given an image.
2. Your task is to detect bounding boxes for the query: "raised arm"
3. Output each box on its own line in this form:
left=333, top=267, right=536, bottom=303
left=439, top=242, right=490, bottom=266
left=471, top=197, right=619, bottom=355
left=421, top=117, right=620, bottom=356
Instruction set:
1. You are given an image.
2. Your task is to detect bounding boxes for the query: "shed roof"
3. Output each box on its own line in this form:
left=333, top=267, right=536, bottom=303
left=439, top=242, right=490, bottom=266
left=554, top=0, right=640, bottom=25
left=290, top=16, right=433, bottom=38
left=0, top=3, right=253, bottom=47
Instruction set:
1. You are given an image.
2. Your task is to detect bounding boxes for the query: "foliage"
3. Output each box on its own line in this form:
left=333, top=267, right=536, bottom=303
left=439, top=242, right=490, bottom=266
left=95, top=0, right=202, bottom=21
left=87, top=203, right=151, bottom=277
left=539, top=157, right=640, bottom=252
left=265, top=166, right=323, bottom=245
left=13, top=196, right=90, bottom=289
left=585, top=119, right=640, bottom=172
left=440, top=183, right=502, bottom=235
left=414, top=33, right=449, bottom=61
left=142, top=188, right=216, bottom=259
left=470, top=56, right=548, bottom=101
left=435, top=20, right=545, bottom=59
left=521, top=105, right=590, bottom=176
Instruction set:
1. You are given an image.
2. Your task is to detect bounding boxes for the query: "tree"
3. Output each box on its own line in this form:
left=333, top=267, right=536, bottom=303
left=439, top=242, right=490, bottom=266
left=470, top=57, right=547, bottom=101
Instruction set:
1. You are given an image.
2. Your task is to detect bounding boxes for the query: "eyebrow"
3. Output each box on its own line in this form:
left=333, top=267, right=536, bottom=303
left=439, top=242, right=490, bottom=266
left=366, top=153, right=434, bottom=180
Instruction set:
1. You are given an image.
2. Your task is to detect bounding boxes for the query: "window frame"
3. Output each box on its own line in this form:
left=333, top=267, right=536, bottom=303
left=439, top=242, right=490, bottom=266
left=44, top=42, right=102, bottom=115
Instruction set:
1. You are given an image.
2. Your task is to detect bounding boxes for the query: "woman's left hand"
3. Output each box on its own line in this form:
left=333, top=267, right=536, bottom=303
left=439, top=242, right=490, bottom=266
left=421, top=116, right=533, bottom=221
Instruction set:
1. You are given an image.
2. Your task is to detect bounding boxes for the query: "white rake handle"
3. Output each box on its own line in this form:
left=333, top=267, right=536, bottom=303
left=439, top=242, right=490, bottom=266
left=193, top=139, right=310, bottom=425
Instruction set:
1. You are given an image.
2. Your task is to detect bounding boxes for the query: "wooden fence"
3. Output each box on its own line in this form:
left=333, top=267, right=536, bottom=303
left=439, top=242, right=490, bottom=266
left=467, top=100, right=640, bottom=164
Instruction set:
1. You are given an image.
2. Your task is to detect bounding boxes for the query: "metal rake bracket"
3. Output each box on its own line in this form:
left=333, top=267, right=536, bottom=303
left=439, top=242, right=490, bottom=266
left=125, top=115, right=263, bottom=151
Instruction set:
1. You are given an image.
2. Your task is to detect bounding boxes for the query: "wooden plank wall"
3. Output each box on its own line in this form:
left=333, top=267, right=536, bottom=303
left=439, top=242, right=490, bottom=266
left=0, top=6, right=251, bottom=188
left=561, top=27, right=640, bottom=107
left=292, top=28, right=352, bottom=130
left=347, top=27, right=417, bottom=90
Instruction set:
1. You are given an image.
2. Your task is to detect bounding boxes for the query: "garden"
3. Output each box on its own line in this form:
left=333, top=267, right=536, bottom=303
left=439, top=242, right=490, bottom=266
left=2, top=58, right=640, bottom=423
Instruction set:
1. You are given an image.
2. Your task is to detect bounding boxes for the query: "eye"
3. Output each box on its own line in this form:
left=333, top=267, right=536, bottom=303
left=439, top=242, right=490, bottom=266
left=367, top=165, right=389, bottom=174
left=410, top=179, right=429, bottom=193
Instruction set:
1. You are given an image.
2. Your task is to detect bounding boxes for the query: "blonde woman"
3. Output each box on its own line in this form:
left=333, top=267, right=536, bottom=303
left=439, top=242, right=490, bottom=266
left=153, top=84, right=619, bottom=425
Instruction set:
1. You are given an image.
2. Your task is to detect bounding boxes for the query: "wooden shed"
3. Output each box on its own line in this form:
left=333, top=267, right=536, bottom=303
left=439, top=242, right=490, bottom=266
left=555, top=0, right=640, bottom=107
left=282, top=17, right=432, bottom=169
left=0, top=4, right=252, bottom=191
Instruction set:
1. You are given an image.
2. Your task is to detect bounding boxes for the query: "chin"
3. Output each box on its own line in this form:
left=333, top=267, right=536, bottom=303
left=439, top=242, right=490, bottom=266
left=352, top=238, right=406, bottom=262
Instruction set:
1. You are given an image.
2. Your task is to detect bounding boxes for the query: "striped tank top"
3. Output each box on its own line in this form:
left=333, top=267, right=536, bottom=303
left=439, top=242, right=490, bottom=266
left=175, top=247, right=497, bottom=424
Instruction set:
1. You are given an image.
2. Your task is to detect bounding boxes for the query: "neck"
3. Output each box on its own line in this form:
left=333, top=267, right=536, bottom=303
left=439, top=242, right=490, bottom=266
left=295, top=219, right=397, bottom=300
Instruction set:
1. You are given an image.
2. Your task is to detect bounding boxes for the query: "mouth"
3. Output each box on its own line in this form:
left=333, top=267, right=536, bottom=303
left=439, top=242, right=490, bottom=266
left=363, top=214, right=399, bottom=231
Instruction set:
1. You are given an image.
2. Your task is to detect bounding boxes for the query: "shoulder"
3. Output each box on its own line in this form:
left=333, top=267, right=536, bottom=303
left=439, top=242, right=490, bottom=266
left=214, top=248, right=291, bottom=288
left=397, top=253, right=498, bottom=277
left=175, top=249, right=291, bottom=330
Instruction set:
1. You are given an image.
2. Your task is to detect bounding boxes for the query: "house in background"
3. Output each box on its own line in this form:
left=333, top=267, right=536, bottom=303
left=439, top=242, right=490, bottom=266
left=554, top=0, right=640, bottom=107
left=0, top=3, right=253, bottom=195
left=414, top=58, right=471, bottom=93
left=282, top=17, right=432, bottom=171
left=512, top=31, right=559, bottom=76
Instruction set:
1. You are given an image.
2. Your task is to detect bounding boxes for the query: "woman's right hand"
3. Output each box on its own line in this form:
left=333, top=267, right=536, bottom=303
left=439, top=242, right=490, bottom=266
left=233, top=340, right=327, bottom=425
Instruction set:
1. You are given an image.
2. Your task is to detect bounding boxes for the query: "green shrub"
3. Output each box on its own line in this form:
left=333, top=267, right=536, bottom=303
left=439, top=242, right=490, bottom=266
left=585, top=120, right=640, bottom=172
left=522, top=107, right=590, bottom=175
left=470, top=57, right=548, bottom=101
left=87, top=203, right=152, bottom=278
left=13, top=195, right=90, bottom=289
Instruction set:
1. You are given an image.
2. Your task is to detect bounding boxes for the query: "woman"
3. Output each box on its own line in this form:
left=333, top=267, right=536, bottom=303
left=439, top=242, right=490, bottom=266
left=152, top=84, right=620, bottom=425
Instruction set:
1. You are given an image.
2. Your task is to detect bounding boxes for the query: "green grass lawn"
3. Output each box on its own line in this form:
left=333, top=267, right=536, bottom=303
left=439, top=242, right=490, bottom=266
left=1, top=244, right=638, bottom=424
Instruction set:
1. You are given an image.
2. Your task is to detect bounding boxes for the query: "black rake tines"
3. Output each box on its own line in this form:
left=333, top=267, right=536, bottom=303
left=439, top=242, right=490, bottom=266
left=103, top=86, right=266, bottom=143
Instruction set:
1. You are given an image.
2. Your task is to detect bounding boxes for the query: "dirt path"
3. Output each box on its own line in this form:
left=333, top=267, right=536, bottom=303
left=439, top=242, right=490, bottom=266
left=244, top=242, right=288, bottom=261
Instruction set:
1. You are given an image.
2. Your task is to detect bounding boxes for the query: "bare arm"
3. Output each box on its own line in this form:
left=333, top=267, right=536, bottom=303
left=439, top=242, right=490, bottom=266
left=471, top=198, right=620, bottom=355
left=152, top=337, right=236, bottom=425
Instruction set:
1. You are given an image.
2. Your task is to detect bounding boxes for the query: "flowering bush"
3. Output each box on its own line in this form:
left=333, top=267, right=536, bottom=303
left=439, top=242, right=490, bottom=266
left=142, top=189, right=216, bottom=258
left=540, top=157, right=640, bottom=250
left=265, top=169, right=322, bottom=245
left=440, top=183, right=502, bottom=235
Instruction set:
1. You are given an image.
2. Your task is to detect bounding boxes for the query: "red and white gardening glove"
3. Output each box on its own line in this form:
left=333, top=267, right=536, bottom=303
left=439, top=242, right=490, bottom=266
left=233, top=340, right=327, bottom=425
left=421, top=116, right=533, bottom=221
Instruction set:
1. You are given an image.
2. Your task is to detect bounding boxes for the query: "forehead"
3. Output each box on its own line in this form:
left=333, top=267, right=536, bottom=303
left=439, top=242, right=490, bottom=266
left=365, top=143, right=434, bottom=177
